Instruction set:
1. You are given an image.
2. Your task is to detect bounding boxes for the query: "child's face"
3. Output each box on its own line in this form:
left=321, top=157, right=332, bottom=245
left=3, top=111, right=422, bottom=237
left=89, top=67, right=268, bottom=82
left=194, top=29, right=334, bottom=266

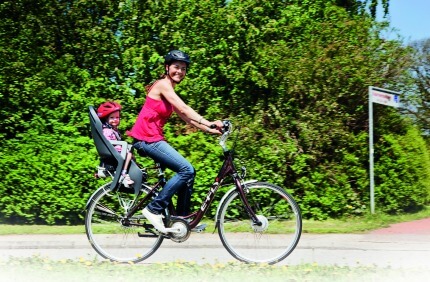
left=107, top=111, right=120, bottom=128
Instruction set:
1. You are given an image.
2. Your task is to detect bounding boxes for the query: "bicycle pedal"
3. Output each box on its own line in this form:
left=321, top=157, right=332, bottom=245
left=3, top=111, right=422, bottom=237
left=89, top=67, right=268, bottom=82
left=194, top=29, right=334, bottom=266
left=191, top=223, right=207, bottom=233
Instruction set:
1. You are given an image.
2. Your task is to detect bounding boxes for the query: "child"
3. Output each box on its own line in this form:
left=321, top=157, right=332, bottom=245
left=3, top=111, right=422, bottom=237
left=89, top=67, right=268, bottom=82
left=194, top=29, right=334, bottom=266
left=97, top=101, right=134, bottom=187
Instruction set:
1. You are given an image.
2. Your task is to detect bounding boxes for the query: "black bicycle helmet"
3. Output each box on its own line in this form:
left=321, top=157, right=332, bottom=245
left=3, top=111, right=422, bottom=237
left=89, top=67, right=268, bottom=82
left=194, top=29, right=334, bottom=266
left=164, top=50, right=191, bottom=66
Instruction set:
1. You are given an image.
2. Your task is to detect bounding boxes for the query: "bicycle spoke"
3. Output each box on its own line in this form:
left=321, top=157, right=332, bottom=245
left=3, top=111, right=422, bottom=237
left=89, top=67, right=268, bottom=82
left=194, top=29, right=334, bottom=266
left=217, top=182, right=302, bottom=264
left=94, top=204, right=119, bottom=218
left=85, top=183, right=163, bottom=263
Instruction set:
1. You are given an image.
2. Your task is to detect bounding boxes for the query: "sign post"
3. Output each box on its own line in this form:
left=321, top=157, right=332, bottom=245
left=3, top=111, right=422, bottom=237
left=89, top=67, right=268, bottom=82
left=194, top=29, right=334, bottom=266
left=368, top=86, right=400, bottom=214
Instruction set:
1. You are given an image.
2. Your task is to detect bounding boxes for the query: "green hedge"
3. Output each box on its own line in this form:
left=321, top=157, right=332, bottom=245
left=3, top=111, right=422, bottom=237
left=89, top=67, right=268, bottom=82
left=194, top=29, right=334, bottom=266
left=1, top=0, right=429, bottom=224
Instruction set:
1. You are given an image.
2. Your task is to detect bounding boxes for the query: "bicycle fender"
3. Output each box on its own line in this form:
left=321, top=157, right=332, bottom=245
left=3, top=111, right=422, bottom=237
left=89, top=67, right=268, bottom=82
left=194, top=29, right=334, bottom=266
left=215, top=180, right=258, bottom=221
left=85, top=183, right=112, bottom=210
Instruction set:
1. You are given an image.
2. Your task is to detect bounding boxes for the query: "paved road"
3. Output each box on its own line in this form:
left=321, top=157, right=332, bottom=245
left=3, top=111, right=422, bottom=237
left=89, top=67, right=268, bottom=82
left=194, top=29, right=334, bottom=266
left=0, top=218, right=429, bottom=270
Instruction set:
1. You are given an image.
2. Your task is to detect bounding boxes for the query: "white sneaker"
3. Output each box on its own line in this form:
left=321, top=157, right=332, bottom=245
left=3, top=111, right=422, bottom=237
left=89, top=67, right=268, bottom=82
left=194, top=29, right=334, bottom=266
left=122, top=174, right=134, bottom=187
left=142, top=207, right=167, bottom=233
left=97, top=167, right=106, bottom=178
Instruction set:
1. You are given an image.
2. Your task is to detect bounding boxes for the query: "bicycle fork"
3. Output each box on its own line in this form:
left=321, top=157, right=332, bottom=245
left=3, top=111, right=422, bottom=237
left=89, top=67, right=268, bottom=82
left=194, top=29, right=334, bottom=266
left=215, top=178, right=261, bottom=230
left=234, top=177, right=263, bottom=227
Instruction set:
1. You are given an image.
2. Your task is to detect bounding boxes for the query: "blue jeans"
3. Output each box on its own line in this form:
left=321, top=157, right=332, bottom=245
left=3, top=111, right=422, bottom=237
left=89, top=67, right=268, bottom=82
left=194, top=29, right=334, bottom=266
left=133, top=140, right=195, bottom=216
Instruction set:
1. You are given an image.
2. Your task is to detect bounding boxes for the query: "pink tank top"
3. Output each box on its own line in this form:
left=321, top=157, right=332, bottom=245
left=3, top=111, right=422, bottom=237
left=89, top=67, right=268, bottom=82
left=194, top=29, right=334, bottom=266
left=127, top=95, right=173, bottom=142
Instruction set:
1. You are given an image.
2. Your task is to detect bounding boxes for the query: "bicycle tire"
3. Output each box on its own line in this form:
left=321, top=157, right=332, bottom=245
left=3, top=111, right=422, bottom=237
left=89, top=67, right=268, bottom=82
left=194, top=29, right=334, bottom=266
left=85, top=183, right=163, bottom=263
left=217, top=181, right=302, bottom=264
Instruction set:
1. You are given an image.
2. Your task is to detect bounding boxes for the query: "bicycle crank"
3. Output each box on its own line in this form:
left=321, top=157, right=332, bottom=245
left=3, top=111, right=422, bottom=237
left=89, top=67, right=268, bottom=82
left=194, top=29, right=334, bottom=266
left=166, top=218, right=191, bottom=243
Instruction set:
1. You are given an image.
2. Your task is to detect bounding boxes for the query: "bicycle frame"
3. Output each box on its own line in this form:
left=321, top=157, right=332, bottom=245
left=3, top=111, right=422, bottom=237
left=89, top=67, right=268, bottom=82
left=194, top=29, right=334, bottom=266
left=124, top=121, right=262, bottom=230
left=186, top=149, right=259, bottom=229
left=85, top=119, right=302, bottom=265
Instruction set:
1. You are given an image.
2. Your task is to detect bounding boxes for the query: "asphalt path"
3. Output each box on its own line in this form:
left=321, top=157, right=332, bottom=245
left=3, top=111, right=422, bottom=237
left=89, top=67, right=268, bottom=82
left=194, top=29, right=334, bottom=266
left=1, top=218, right=429, bottom=270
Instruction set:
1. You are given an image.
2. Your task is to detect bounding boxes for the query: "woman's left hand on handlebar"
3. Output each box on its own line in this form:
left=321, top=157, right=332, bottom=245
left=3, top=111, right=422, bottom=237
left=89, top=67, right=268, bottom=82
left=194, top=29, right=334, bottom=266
left=207, top=120, right=224, bottom=134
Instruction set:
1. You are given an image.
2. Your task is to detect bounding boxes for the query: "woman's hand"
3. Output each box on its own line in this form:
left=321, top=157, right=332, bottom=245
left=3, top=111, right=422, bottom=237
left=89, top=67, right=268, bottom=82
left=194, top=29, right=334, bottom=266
left=207, top=120, right=224, bottom=134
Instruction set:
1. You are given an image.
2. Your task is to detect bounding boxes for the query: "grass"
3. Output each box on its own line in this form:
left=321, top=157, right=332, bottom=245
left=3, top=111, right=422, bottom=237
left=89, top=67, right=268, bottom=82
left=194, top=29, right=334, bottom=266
left=0, top=206, right=429, bottom=235
left=0, top=208, right=429, bottom=281
left=0, top=256, right=429, bottom=282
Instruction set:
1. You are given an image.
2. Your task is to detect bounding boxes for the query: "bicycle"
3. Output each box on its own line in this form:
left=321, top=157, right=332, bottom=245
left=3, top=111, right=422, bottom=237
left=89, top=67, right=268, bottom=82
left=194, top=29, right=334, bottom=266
left=85, top=117, right=302, bottom=265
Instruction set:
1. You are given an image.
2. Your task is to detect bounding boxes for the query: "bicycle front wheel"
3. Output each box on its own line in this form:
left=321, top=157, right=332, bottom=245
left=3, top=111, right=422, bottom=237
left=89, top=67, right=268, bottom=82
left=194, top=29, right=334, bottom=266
left=85, top=183, right=163, bottom=263
left=217, top=181, right=302, bottom=264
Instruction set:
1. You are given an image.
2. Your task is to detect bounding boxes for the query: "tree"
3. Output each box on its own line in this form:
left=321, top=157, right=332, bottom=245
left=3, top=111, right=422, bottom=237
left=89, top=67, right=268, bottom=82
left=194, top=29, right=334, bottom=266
left=0, top=0, right=427, bottom=224
left=335, top=0, right=389, bottom=17
left=400, top=38, right=430, bottom=134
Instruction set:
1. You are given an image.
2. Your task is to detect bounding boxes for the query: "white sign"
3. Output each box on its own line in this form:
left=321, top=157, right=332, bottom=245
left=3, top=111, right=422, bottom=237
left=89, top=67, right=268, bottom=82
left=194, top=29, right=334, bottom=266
left=368, top=86, right=401, bottom=214
left=371, top=89, right=400, bottom=108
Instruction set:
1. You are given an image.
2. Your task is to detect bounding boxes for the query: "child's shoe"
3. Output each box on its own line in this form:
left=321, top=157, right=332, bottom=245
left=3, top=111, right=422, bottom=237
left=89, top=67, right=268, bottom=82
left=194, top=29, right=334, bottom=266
left=96, top=167, right=106, bottom=178
left=122, top=174, right=134, bottom=187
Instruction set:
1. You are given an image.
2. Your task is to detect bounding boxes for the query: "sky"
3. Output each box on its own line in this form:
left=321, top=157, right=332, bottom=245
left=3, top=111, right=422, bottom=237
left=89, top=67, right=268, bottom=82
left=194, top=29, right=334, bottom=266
left=377, top=0, right=430, bottom=43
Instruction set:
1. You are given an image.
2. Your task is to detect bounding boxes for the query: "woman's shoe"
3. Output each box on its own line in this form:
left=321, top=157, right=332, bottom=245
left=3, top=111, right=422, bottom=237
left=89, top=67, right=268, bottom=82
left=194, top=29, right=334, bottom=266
left=142, top=207, right=167, bottom=233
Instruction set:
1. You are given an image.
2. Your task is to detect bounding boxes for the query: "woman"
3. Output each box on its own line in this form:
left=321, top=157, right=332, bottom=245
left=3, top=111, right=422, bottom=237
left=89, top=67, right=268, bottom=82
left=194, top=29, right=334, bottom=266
left=128, top=50, right=223, bottom=233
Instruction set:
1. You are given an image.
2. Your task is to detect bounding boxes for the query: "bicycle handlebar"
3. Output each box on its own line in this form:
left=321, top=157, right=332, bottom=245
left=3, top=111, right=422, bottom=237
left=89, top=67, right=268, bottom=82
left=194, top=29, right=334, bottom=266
left=218, top=120, right=232, bottom=151
left=205, top=120, right=231, bottom=133
left=197, top=119, right=232, bottom=151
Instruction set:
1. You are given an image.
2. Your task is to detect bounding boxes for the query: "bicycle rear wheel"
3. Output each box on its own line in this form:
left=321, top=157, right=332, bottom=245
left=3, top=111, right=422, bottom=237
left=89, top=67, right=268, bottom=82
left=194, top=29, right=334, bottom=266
left=85, top=183, right=163, bottom=263
left=217, top=181, right=302, bottom=264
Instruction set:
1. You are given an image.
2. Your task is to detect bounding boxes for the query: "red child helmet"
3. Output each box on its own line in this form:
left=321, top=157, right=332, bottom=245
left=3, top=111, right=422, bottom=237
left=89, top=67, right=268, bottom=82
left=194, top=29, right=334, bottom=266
left=97, top=101, right=122, bottom=119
